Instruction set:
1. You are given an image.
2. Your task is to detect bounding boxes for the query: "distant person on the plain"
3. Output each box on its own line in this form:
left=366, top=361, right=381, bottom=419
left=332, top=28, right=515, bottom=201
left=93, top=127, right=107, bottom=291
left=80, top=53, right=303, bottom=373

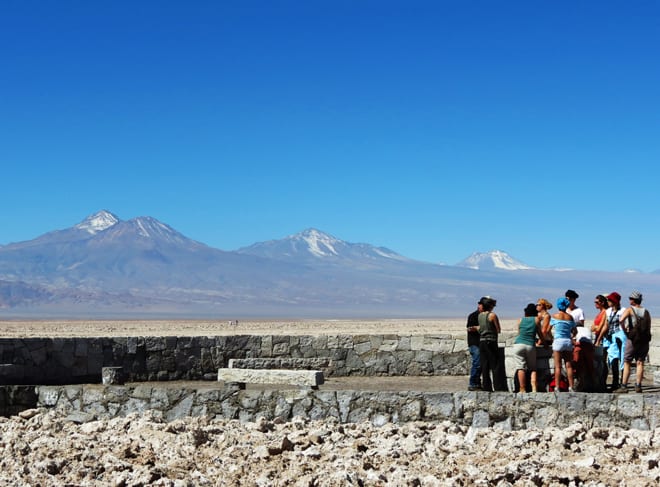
left=478, top=297, right=507, bottom=391
left=616, top=290, right=652, bottom=393
left=513, top=303, right=545, bottom=392
left=466, top=297, right=487, bottom=391
left=551, top=297, right=577, bottom=392
left=596, top=292, right=627, bottom=391
left=535, top=298, right=553, bottom=346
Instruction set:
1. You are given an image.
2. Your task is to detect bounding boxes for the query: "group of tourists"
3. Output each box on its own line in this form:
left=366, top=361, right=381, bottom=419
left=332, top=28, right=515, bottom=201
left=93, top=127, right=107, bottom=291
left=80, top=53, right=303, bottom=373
left=466, top=289, right=653, bottom=393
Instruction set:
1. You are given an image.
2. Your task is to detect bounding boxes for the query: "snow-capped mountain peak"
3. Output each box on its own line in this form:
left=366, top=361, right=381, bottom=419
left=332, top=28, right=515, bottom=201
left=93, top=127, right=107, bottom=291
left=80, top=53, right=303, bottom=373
left=457, top=250, right=534, bottom=271
left=289, top=228, right=341, bottom=257
left=74, top=210, right=120, bottom=234
left=237, top=228, right=408, bottom=264
left=99, top=216, right=197, bottom=247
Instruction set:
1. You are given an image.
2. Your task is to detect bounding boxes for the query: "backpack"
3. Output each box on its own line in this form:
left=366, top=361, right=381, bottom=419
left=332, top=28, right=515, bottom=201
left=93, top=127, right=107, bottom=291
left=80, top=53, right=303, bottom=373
left=628, top=307, right=652, bottom=344
left=548, top=374, right=569, bottom=392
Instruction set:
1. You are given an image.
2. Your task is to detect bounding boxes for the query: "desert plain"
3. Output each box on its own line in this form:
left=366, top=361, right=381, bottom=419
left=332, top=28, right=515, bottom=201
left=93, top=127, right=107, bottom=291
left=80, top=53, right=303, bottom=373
left=0, top=318, right=521, bottom=338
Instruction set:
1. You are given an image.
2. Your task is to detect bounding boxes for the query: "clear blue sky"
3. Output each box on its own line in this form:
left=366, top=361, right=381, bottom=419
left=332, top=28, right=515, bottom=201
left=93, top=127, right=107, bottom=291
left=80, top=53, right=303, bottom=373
left=2, top=1, right=659, bottom=272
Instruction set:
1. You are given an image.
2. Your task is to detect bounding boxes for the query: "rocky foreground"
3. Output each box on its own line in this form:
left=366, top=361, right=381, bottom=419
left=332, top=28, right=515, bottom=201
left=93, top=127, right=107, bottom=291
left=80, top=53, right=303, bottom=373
left=0, top=410, right=659, bottom=486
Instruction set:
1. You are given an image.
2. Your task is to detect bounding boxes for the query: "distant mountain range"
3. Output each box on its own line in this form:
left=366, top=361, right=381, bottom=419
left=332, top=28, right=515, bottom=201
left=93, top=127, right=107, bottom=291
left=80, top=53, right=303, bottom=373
left=2, top=210, right=659, bottom=318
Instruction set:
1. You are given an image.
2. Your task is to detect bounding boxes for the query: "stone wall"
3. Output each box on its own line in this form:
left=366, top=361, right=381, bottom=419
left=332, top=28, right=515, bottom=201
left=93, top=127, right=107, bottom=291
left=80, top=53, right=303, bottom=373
left=0, top=335, right=469, bottom=385
left=0, top=386, right=37, bottom=417
left=35, top=384, right=660, bottom=430
left=1, top=334, right=657, bottom=386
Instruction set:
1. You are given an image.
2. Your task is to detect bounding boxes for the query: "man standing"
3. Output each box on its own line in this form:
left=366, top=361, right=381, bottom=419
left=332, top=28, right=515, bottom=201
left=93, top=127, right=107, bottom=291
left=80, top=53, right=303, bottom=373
left=478, top=296, right=507, bottom=391
left=616, top=291, right=652, bottom=393
left=565, top=289, right=585, bottom=326
left=466, top=297, right=486, bottom=391
left=566, top=289, right=594, bottom=390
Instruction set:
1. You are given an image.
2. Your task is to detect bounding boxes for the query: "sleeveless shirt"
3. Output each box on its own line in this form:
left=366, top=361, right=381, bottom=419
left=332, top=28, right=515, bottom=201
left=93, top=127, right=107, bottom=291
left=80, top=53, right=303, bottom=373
left=478, top=311, right=498, bottom=342
left=514, top=317, right=537, bottom=346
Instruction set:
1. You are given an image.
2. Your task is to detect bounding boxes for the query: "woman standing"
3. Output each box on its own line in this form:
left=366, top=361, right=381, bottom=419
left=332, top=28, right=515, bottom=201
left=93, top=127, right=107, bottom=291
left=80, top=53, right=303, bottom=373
left=513, top=303, right=545, bottom=392
left=591, top=295, right=608, bottom=340
left=596, top=292, right=627, bottom=391
left=551, top=297, right=577, bottom=392
left=535, top=298, right=553, bottom=346
left=478, top=297, right=507, bottom=391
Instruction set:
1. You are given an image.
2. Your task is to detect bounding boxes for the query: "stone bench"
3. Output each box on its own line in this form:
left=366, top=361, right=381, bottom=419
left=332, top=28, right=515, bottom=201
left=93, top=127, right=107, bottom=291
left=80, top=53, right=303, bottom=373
left=217, top=368, right=324, bottom=390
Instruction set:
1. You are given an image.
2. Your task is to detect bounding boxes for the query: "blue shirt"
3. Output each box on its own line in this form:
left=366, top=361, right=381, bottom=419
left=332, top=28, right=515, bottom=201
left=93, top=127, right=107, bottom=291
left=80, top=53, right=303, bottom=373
left=550, top=318, right=576, bottom=339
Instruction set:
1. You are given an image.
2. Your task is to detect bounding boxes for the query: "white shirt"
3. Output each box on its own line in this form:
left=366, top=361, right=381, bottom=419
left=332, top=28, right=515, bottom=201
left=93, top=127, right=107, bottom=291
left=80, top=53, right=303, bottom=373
left=569, top=307, right=585, bottom=325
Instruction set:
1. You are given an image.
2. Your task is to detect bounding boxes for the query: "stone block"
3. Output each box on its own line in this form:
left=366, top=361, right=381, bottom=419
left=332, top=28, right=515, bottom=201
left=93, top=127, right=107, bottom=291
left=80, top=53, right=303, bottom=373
left=37, top=386, right=61, bottom=407
left=354, top=340, right=373, bottom=356
left=378, top=339, right=398, bottom=352
left=617, top=395, right=644, bottom=418
left=410, top=336, right=424, bottom=351
left=261, top=336, right=273, bottom=357
left=273, top=341, right=290, bottom=356
left=145, top=337, right=167, bottom=352
left=102, top=367, right=124, bottom=385
left=217, top=368, right=324, bottom=388
left=396, top=336, right=411, bottom=351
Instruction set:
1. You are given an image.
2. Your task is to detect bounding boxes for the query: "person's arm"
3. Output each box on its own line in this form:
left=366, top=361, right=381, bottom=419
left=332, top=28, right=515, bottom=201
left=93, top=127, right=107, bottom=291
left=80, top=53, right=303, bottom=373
left=595, top=311, right=609, bottom=346
left=466, top=311, right=479, bottom=334
left=619, top=308, right=633, bottom=334
left=535, top=321, right=545, bottom=344
left=491, top=313, right=501, bottom=334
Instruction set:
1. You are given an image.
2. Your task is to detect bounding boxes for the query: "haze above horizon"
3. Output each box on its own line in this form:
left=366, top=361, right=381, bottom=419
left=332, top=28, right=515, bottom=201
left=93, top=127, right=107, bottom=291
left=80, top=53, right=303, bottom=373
left=3, top=1, right=659, bottom=272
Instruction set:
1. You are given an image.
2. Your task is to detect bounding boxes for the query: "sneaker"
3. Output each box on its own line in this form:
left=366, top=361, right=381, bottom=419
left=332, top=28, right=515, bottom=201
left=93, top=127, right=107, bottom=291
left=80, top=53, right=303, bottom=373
left=614, top=385, right=629, bottom=394
left=468, top=385, right=482, bottom=391
left=635, top=384, right=643, bottom=393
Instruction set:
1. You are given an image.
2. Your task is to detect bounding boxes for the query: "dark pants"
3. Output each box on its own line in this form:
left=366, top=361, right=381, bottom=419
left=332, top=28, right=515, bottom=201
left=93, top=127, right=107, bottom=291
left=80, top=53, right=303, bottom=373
left=469, top=344, right=482, bottom=387
left=573, top=339, right=596, bottom=392
left=480, top=341, right=507, bottom=391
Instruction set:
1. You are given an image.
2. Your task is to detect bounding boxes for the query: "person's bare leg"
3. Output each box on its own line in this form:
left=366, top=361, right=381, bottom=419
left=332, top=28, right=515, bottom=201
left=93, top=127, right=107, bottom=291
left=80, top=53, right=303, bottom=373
left=553, top=351, right=562, bottom=391
left=530, top=370, right=538, bottom=392
left=636, top=360, right=644, bottom=391
left=564, top=352, right=574, bottom=390
left=517, top=369, right=526, bottom=392
left=621, top=361, right=631, bottom=386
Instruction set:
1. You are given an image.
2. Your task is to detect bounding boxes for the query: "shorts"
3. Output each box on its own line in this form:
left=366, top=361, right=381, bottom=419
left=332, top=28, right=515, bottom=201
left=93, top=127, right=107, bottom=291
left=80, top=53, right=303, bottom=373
left=624, top=338, right=649, bottom=362
left=512, top=343, right=537, bottom=371
left=552, top=338, right=574, bottom=353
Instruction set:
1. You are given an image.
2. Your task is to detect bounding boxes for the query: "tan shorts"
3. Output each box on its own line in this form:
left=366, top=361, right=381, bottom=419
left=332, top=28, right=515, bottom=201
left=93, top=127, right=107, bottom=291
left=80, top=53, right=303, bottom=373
left=512, top=343, right=537, bottom=371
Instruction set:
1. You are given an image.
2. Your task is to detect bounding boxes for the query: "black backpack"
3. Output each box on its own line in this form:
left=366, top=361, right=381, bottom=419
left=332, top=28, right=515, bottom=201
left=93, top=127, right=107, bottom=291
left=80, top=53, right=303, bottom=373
left=628, top=307, right=652, bottom=343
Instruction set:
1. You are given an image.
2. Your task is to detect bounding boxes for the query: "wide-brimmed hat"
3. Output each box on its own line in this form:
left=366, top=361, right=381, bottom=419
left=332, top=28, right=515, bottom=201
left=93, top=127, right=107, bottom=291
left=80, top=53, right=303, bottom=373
left=606, top=292, right=621, bottom=306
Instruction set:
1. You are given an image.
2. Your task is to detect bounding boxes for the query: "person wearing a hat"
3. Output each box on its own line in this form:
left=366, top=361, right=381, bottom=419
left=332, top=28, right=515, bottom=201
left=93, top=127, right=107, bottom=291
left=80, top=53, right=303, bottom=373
left=616, top=291, right=652, bottom=393
left=564, top=290, right=595, bottom=391
left=550, top=297, right=578, bottom=392
left=512, top=303, right=545, bottom=392
left=565, top=290, right=585, bottom=326
left=478, top=297, right=507, bottom=391
left=595, top=291, right=628, bottom=391
left=465, top=298, right=486, bottom=391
